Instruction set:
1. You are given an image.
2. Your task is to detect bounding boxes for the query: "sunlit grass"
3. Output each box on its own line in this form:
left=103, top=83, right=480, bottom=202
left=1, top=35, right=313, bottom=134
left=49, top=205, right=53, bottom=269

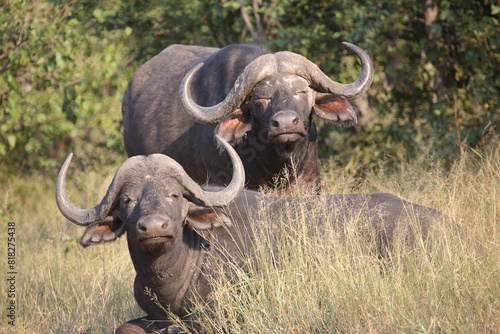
left=0, top=162, right=141, bottom=333
left=1, top=143, right=499, bottom=333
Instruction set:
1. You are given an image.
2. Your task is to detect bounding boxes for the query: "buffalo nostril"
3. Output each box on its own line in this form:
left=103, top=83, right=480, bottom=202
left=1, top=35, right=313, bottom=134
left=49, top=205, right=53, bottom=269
left=161, top=222, right=168, bottom=230
left=272, top=120, right=279, bottom=128
left=138, top=221, right=147, bottom=232
left=292, top=117, right=299, bottom=125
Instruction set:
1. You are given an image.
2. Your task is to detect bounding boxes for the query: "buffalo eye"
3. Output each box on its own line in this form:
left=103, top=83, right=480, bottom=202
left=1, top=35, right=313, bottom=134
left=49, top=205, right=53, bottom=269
left=165, top=193, right=180, bottom=204
left=121, top=196, right=136, bottom=208
left=294, top=90, right=308, bottom=99
left=253, top=96, right=271, bottom=108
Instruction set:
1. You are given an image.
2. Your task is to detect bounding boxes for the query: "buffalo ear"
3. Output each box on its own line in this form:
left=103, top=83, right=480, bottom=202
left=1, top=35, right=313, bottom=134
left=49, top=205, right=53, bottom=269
left=79, top=215, right=125, bottom=248
left=185, top=204, right=233, bottom=230
left=215, top=107, right=252, bottom=145
left=313, top=94, right=357, bottom=126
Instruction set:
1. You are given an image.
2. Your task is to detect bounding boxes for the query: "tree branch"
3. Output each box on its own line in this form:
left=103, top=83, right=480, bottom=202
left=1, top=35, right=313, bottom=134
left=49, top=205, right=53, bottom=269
left=239, top=0, right=260, bottom=43
left=252, top=0, right=262, bottom=40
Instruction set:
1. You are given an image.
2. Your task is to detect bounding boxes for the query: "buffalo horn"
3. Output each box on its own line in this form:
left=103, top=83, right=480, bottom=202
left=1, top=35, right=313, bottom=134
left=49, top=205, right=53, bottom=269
left=179, top=60, right=276, bottom=124
left=154, top=134, right=245, bottom=207
left=179, top=42, right=373, bottom=124
left=299, top=42, right=374, bottom=100
left=56, top=136, right=244, bottom=226
left=55, top=153, right=137, bottom=226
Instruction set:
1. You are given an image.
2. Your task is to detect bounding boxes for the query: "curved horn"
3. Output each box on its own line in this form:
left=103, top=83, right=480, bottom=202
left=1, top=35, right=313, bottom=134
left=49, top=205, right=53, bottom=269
left=154, top=134, right=245, bottom=207
left=55, top=153, right=139, bottom=226
left=296, top=42, right=374, bottom=99
left=179, top=42, right=373, bottom=124
left=179, top=56, right=277, bottom=124
left=56, top=135, right=244, bottom=226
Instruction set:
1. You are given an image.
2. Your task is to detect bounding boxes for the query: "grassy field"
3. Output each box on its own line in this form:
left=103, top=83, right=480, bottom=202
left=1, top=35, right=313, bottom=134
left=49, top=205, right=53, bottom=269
left=1, top=143, right=499, bottom=333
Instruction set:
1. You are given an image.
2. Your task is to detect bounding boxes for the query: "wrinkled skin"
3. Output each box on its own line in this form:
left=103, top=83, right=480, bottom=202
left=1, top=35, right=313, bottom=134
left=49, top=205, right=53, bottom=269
left=56, top=155, right=448, bottom=334
left=122, top=43, right=372, bottom=193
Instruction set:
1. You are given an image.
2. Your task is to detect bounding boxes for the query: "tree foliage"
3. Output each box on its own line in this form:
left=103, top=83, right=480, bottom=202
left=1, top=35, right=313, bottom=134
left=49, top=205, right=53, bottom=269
left=1, top=0, right=499, bottom=174
left=1, top=0, right=132, bottom=171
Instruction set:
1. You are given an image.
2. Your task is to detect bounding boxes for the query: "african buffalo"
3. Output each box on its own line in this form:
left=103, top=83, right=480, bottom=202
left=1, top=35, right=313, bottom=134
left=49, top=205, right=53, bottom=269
left=122, top=42, right=374, bottom=192
left=56, top=136, right=448, bottom=334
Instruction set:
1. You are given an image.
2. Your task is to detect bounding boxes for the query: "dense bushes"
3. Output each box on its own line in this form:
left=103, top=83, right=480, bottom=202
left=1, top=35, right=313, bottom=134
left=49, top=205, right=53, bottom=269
left=1, top=1, right=132, bottom=171
left=1, top=0, right=499, bottom=173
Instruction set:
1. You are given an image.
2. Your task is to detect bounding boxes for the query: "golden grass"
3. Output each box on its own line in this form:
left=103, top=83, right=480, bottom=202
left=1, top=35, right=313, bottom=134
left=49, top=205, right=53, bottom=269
left=0, top=163, right=142, bottom=333
left=1, top=143, right=499, bottom=333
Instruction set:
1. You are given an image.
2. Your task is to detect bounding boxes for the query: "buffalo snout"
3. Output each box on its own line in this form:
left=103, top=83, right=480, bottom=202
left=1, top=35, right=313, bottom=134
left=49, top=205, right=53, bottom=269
left=136, top=214, right=175, bottom=242
left=268, top=110, right=306, bottom=143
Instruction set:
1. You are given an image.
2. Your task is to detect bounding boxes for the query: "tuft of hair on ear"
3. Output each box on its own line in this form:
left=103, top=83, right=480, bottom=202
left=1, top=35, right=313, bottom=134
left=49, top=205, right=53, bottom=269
left=336, top=118, right=358, bottom=128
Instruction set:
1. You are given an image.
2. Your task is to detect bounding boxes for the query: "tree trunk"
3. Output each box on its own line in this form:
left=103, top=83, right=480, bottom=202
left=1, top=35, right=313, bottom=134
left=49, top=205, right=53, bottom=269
left=422, top=0, right=445, bottom=101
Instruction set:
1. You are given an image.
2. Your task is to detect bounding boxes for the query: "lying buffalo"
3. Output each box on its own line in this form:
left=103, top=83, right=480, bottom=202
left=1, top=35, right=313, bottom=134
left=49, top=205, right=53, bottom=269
left=56, top=136, right=449, bottom=333
left=122, top=42, right=374, bottom=192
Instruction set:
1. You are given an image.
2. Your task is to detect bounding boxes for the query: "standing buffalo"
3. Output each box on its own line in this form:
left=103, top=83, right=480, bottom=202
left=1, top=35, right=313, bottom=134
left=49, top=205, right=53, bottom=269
left=122, top=42, right=373, bottom=192
left=56, top=136, right=447, bottom=334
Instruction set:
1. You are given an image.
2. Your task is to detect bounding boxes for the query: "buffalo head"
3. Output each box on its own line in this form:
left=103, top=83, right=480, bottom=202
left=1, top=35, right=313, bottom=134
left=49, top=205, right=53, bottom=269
left=56, top=135, right=244, bottom=251
left=179, top=42, right=373, bottom=161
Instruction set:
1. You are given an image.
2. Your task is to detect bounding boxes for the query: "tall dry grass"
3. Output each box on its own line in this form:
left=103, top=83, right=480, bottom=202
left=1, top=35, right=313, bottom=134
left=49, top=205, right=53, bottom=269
left=0, top=164, right=141, bottom=333
left=189, top=144, right=499, bottom=333
left=1, top=143, right=499, bottom=333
